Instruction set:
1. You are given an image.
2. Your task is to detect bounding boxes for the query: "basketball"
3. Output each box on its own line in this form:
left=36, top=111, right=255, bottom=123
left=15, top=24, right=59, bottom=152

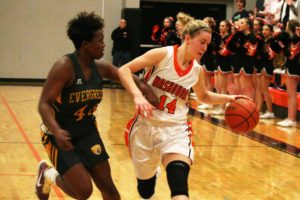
left=225, top=98, right=259, bottom=133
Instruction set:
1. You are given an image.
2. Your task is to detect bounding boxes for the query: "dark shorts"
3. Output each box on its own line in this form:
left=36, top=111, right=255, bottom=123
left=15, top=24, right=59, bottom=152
left=217, top=63, right=232, bottom=73
left=256, top=65, right=274, bottom=77
left=286, top=59, right=300, bottom=76
left=202, top=63, right=215, bottom=73
left=216, top=55, right=232, bottom=73
left=40, top=122, right=109, bottom=175
left=234, top=62, right=254, bottom=75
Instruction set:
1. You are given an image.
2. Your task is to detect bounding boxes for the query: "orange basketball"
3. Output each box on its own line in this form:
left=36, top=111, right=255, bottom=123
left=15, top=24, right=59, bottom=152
left=225, top=98, right=259, bottom=133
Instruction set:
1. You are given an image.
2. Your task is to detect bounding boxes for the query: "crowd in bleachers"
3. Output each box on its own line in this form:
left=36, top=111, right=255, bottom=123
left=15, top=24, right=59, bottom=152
left=149, top=0, right=300, bottom=127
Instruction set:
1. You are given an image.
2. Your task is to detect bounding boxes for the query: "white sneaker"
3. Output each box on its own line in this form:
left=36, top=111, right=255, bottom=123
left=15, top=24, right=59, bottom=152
left=198, top=104, right=213, bottom=110
left=211, top=108, right=225, bottom=115
left=260, top=112, right=275, bottom=119
left=277, top=119, right=296, bottom=127
left=276, top=118, right=288, bottom=126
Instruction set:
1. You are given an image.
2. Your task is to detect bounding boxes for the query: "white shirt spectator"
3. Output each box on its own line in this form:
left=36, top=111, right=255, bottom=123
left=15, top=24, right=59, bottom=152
left=279, top=0, right=298, bottom=23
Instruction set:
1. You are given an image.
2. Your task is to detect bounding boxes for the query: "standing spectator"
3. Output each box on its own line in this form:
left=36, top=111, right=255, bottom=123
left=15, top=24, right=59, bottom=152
left=255, top=0, right=266, bottom=17
left=232, top=0, right=250, bottom=22
left=261, top=0, right=282, bottom=24
left=111, top=19, right=131, bottom=67
left=278, top=0, right=299, bottom=28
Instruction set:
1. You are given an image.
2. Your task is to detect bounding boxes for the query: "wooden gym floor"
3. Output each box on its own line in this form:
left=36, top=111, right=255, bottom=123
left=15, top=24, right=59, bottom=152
left=0, top=85, right=299, bottom=200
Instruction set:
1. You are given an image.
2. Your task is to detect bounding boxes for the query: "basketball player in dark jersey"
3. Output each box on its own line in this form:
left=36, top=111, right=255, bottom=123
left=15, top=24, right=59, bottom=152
left=35, top=11, right=158, bottom=200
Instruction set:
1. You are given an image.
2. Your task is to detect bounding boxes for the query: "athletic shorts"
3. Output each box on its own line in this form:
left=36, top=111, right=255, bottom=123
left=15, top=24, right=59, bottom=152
left=126, top=118, right=194, bottom=180
left=40, top=122, right=109, bottom=175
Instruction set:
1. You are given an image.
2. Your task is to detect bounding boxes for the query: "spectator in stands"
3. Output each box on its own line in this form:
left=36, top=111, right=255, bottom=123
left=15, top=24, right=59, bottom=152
left=232, top=0, right=250, bottom=22
left=248, top=10, right=255, bottom=21
left=111, top=19, right=131, bottom=67
left=277, top=19, right=300, bottom=127
left=255, top=0, right=266, bottom=17
left=276, top=0, right=299, bottom=28
left=260, top=0, right=282, bottom=24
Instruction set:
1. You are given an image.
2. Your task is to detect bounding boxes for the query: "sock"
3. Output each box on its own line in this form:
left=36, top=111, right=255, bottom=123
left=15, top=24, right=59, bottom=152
left=44, top=167, right=59, bottom=185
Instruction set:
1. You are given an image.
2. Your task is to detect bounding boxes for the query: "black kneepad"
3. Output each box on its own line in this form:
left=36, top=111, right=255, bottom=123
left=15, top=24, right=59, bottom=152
left=137, top=175, right=156, bottom=199
left=166, top=160, right=190, bottom=197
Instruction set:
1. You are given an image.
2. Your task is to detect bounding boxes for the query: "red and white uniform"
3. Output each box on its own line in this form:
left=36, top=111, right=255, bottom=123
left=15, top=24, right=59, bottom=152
left=143, top=45, right=201, bottom=124
left=126, top=45, right=200, bottom=179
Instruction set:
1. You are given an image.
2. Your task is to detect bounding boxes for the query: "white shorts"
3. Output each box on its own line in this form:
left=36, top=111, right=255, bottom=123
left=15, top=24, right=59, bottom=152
left=127, top=119, right=194, bottom=180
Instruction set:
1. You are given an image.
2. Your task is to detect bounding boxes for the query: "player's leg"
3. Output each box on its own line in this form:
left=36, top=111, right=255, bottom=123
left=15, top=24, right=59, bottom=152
left=160, top=123, right=194, bottom=200
left=162, top=154, right=191, bottom=200
left=89, top=161, right=120, bottom=200
left=78, top=124, right=120, bottom=200
left=129, top=123, right=160, bottom=199
left=36, top=130, right=94, bottom=199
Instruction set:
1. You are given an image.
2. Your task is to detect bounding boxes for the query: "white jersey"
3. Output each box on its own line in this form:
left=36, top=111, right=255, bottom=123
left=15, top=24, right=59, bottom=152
left=141, top=45, right=201, bottom=125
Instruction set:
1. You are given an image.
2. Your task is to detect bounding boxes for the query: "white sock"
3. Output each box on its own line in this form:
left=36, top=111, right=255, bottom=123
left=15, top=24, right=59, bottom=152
left=44, top=167, right=59, bottom=185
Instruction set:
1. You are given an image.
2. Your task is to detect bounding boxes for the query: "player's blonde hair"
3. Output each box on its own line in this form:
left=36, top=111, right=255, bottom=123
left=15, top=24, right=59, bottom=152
left=176, top=12, right=194, bottom=27
left=182, top=19, right=211, bottom=40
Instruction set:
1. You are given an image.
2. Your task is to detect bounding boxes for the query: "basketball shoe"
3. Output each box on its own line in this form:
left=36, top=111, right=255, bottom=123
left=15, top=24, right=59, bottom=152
left=35, top=160, right=52, bottom=200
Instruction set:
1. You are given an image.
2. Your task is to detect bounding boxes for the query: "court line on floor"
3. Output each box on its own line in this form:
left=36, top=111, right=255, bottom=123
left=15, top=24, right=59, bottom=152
left=188, top=108, right=300, bottom=158
left=0, top=95, right=65, bottom=200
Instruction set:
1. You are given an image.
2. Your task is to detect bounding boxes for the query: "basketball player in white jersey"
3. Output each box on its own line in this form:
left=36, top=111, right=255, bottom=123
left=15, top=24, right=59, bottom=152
left=118, top=20, right=244, bottom=200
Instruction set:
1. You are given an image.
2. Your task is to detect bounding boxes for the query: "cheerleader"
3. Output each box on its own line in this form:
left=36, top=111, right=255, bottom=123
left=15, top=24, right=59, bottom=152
left=277, top=19, right=300, bottom=127
left=198, top=17, right=222, bottom=110
left=258, top=24, right=279, bottom=119
left=229, top=18, right=257, bottom=99
left=212, top=20, right=234, bottom=114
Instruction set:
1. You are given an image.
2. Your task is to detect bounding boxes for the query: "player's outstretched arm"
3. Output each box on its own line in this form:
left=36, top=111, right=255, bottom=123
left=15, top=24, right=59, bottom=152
left=95, top=60, right=159, bottom=107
